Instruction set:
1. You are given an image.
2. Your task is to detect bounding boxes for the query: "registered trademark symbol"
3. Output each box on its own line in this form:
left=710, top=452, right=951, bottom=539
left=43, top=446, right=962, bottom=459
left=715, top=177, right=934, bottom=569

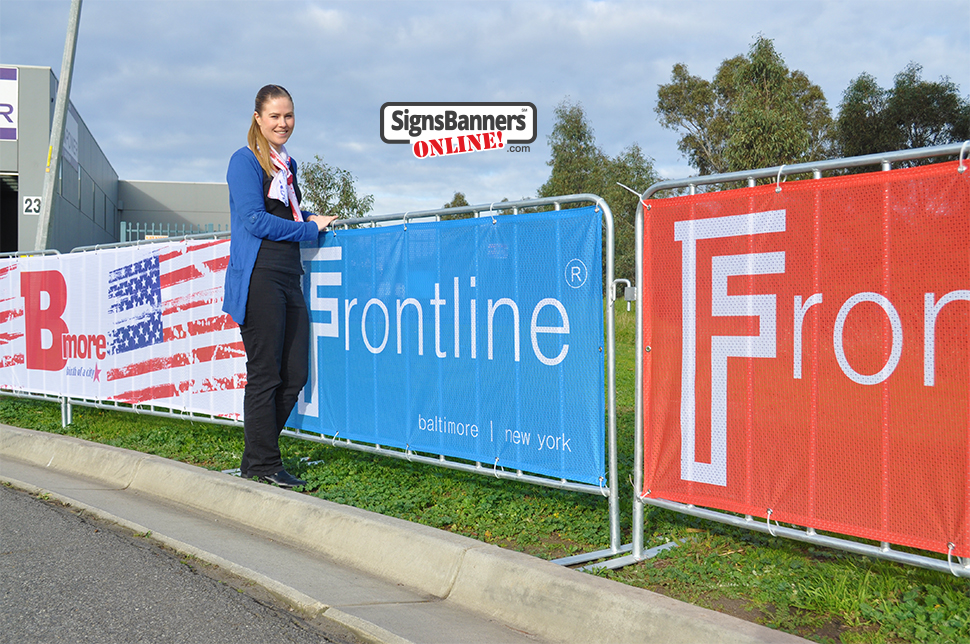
left=564, top=259, right=588, bottom=288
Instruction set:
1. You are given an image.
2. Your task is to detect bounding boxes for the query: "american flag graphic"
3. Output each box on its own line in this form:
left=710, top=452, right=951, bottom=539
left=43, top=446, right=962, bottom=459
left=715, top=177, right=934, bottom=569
left=0, top=240, right=247, bottom=418
left=107, top=255, right=164, bottom=353
left=104, top=240, right=245, bottom=410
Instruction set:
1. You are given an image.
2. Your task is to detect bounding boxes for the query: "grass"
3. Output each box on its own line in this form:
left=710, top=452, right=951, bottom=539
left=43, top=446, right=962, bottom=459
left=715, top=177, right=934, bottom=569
left=1, top=305, right=968, bottom=643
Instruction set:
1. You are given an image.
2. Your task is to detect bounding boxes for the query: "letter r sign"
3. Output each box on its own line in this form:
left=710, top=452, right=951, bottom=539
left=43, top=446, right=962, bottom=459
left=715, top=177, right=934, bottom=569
left=673, top=210, right=786, bottom=486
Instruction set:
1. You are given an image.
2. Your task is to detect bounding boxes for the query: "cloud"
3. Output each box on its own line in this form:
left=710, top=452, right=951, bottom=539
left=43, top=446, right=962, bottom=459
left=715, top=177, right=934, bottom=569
left=305, top=5, right=348, bottom=34
left=3, top=0, right=968, bottom=215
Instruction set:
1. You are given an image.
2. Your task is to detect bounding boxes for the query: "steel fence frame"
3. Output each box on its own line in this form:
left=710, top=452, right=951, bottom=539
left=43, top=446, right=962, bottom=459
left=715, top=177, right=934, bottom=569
left=2, top=193, right=625, bottom=556
left=605, top=142, right=970, bottom=577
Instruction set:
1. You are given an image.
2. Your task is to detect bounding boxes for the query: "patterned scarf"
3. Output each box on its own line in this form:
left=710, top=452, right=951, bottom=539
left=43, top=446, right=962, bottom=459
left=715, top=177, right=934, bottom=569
left=267, top=145, right=303, bottom=222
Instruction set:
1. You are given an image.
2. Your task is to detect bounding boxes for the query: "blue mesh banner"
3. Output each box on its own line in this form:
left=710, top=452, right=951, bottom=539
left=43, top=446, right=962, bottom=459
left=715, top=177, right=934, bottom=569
left=291, top=206, right=605, bottom=484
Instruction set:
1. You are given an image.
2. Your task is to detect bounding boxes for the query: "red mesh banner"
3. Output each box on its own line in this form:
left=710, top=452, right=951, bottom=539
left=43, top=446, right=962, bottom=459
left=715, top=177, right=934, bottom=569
left=641, top=161, right=969, bottom=557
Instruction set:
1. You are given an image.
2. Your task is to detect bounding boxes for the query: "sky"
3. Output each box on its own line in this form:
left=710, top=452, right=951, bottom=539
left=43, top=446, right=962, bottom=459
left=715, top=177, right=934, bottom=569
left=2, top=0, right=968, bottom=216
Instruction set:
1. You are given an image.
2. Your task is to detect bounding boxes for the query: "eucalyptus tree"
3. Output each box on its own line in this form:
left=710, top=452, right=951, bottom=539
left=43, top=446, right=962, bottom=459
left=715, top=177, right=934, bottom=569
left=299, top=154, right=374, bottom=219
left=539, top=98, right=659, bottom=282
left=656, top=36, right=833, bottom=176
left=836, top=63, right=970, bottom=164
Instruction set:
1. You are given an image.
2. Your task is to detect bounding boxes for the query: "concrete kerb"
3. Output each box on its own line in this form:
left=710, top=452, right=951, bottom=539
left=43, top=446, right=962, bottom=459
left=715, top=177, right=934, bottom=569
left=449, top=545, right=800, bottom=644
left=0, top=425, right=469, bottom=599
left=1, top=425, right=809, bottom=644
left=0, top=424, right=146, bottom=489
left=128, top=455, right=471, bottom=598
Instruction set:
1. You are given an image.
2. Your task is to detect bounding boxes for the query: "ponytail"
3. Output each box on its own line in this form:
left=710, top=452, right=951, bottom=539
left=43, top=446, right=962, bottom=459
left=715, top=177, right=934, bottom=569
left=248, top=117, right=274, bottom=177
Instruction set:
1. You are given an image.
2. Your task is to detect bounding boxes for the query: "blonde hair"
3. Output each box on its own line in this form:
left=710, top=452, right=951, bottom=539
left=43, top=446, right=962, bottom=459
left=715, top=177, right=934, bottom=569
left=247, top=84, right=293, bottom=177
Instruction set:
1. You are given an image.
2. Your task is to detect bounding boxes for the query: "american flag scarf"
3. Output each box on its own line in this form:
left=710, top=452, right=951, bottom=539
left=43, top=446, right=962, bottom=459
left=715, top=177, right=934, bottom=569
left=267, top=145, right=303, bottom=222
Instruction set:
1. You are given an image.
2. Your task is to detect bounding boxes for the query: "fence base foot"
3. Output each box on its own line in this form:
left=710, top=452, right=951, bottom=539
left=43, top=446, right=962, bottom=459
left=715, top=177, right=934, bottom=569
left=578, top=541, right=680, bottom=572
left=552, top=543, right=632, bottom=567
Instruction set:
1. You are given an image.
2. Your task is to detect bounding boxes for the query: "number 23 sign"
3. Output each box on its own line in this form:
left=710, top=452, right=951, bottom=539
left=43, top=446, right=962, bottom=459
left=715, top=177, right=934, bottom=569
left=23, top=196, right=42, bottom=215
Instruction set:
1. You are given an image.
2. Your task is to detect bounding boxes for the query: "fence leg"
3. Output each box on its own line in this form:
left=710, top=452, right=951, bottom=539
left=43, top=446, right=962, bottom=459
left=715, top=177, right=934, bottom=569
left=60, top=398, right=72, bottom=427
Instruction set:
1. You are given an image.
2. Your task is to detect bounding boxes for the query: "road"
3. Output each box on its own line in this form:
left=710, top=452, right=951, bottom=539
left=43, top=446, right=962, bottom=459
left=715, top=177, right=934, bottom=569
left=0, top=484, right=356, bottom=644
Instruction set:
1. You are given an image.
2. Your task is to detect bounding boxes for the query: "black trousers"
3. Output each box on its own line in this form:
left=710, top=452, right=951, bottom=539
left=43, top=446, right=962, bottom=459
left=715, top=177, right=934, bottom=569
left=238, top=268, right=309, bottom=477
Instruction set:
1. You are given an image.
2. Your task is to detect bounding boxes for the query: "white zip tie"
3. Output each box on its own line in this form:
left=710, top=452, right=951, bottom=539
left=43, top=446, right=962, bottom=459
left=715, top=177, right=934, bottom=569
left=766, top=508, right=777, bottom=537
left=493, top=457, right=502, bottom=478
left=330, top=431, right=339, bottom=447
left=629, top=474, right=643, bottom=498
left=947, top=542, right=958, bottom=577
left=598, top=476, right=609, bottom=497
left=775, top=166, right=786, bottom=193
left=616, top=182, right=641, bottom=197
left=630, top=476, right=652, bottom=501
left=490, top=203, right=497, bottom=224
left=959, top=141, right=969, bottom=173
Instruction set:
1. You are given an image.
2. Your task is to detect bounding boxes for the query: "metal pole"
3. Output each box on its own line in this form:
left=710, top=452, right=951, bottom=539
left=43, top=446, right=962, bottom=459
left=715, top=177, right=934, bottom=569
left=632, top=199, right=645, bottom=559
left=602, top=200, right=621, bottom=553
left=35, top=0, right=82, bottom=251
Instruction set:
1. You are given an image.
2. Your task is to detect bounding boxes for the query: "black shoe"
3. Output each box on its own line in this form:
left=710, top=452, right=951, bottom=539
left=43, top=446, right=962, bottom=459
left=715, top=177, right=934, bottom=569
left=257, top=469, right=306, bottom=489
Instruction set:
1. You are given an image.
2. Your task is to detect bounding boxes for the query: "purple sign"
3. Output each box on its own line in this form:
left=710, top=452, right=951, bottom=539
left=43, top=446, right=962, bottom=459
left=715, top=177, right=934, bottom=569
left=0, top=67, right=18, bottom=141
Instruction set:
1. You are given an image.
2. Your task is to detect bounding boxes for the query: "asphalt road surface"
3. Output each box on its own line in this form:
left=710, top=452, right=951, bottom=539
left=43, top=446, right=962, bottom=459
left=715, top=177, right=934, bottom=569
left=0, top=484, right=357, bottom=644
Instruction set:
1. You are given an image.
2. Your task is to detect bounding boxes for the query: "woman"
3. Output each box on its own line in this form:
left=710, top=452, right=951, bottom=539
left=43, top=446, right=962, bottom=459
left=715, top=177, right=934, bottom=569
left=223, top=84, right=335, bottom=488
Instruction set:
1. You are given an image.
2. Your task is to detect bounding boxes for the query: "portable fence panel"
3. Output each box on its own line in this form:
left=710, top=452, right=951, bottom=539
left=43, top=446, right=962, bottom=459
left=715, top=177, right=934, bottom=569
left=0, top=239, right=245, bottom=419
left=641, top=160, right=969, bottom=557
left=1, top=207, right=607, bottom=486
left=293, top=206, right=606, bottom=485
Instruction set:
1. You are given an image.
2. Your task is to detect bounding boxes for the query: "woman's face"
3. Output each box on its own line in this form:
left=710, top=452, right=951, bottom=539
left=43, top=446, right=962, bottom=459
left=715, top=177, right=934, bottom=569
left=255, top=96, right=295, bottom=151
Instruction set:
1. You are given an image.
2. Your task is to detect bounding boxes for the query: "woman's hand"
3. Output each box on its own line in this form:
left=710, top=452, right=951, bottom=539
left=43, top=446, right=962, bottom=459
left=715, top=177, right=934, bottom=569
left=308, top=214, right=338, bottom=232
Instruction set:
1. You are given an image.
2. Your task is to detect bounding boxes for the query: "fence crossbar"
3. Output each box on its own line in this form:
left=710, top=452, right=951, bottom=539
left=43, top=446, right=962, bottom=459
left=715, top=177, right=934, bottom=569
left=639, top=497, right=970, bottom=578
left=73, top=229, right=231, bottom=253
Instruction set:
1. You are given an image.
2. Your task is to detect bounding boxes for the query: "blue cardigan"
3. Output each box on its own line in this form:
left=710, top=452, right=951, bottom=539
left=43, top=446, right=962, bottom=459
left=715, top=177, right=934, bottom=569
left=222, top=146, right=319, bottom=326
